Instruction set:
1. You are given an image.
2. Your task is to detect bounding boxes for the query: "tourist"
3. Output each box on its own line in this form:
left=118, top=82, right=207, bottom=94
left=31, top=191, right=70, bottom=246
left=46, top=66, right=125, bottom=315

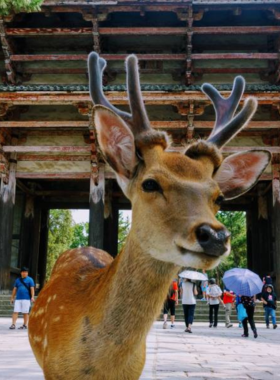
left=201, top=270, right=209, bottom=301
left=163, top=279, right=178, bottom=329
left=261, top=284, right=277, bottom=329
left=207, top=278, right=224, bottom=328
left=235, top=295, right=243, bottom=328
left=181, top=279, right=198, bottom=333
left=9, top=267, right=35, bottom=330
left=223, top=288, right=235, bottom=328
left=241, top=295, right=258, bottom=338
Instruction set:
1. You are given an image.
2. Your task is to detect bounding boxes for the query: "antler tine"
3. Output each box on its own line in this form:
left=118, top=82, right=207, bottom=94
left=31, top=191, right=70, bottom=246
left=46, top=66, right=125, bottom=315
left=202, top=76, right=257, bottom=148
left=88, top=52, right=132, bottom=124
left=126, top=55, right=151, bottom=135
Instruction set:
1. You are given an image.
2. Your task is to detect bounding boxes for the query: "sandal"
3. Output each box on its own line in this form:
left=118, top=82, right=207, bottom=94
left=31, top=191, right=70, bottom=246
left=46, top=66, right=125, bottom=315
left=18, top=325, right=27, bottom=329
left=9, top=324, right=16, bottom=330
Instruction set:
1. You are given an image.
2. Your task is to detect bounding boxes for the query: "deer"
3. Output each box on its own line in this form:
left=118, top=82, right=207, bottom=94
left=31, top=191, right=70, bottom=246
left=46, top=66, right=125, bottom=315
left=28, top=52, right=271, bottom=380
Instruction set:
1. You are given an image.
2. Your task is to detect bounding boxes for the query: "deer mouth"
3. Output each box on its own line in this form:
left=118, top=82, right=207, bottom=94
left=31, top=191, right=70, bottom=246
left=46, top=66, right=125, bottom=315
left=176, top=245, right=227, bottom=259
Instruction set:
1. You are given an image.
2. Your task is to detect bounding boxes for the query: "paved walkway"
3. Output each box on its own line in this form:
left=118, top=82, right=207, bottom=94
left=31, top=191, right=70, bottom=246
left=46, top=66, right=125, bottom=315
left=1, top=318, right=280, bottom=379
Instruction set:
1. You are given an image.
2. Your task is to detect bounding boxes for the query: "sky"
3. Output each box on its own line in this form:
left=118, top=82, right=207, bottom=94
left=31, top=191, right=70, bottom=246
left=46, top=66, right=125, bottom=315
left=71, top=209, right=132, bottom=224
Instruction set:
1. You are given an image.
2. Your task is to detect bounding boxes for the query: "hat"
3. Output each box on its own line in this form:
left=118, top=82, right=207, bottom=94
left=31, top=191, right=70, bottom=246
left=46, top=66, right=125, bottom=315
left=20, top=266, right=29, bottom=272
left=265, top=284, right=273, bottom=290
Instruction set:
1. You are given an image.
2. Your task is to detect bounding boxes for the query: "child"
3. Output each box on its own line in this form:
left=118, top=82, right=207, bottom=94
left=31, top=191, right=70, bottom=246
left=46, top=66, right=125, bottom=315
left=261, top=284, right=277, bottom=329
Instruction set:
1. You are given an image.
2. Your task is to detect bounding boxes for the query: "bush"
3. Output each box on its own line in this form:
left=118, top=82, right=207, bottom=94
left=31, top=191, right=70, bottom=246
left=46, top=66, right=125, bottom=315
left=0, top=0, right=43, bottom=16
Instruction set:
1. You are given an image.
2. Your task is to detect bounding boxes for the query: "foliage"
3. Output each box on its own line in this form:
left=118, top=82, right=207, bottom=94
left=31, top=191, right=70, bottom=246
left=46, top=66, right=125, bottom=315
left=208, top=211, right=247, bottom=286
left=0, top=0, right=43, bottom=15
left=70, top=222, right=89, bottom=249
left=46, top=209, right=74, bottom=280
left=118, top=211, right=131, bottom=253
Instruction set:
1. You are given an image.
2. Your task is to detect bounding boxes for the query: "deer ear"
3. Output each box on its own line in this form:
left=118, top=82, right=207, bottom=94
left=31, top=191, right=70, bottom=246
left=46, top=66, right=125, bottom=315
left=214, top=150, right=271, bottom=200
left=94, top=105, right=138, bottom=180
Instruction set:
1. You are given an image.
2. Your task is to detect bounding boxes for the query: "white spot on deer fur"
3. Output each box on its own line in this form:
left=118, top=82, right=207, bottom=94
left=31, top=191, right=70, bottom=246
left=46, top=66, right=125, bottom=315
left=53, top=294, right=57, bottom=300
left=34, top=335, right=42, bottom=343
left=43, top=336, right=48, bottom=350
left=47, top=296, right=52, bottom=303
left=53, top=316, right=60, bottom=322
left=59, top=306, right=64, bottom=310
left=37, top=308, right=45, bottom=316
left=44, top=323, right=48, bottom=330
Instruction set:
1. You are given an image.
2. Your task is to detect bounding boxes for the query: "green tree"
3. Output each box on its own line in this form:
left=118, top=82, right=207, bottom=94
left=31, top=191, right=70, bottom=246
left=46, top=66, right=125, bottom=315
left=70, top=222, right=89, bottom=248
left=0, top=0, right=43, bottom=15
left=46, top=209, right=74, bottom=280
left=208, top=211, right=247, bottom=285
left=118, top=211, right=131, bottom=253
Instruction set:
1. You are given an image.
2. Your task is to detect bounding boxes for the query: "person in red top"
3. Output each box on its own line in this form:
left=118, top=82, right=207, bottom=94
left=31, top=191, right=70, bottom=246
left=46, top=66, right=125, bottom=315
left=223, top=288, right=236, bottom=328
left=163, top=280, right=178, bottom=329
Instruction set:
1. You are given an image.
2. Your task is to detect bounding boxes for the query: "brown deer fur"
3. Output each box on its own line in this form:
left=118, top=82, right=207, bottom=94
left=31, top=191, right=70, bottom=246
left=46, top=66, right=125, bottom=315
left=29, top=53, right=271, bottom=380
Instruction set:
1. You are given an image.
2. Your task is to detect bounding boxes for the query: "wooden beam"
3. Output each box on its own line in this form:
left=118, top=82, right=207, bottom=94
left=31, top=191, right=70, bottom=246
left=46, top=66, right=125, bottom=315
left=6, top=27, right=187, bottom=36
left=10, top=54, right=186, bottom=62
left=194, top=68, right=265, bottom=74
left=192, top=53, right=278, bottom=60
left=17, top=155, right=90, bottom=161
left=0, top=121, right=89, bottom=128
left=16, top=172, right=91, bottom=179
left=0, top=120, right=188, bottom=129
left=193, top=26, right=280, bottom=35
left=7, top=25, right=277, bottom=37
left=194, top=121, right=280, bottom=129
left=1, top=92, right=280, bottom=106
left=3, top=146, right=91, bottom=153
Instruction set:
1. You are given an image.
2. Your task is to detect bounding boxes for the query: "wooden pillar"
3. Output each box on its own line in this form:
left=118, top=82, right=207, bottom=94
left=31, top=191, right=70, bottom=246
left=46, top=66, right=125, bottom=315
left=0, top=155, right=16, bottom=291
left=37, top=208, right=49, bottom=290
left=28, top=199, right=42, bottom=287
left=104, top=204, right=119, bottom=258
left=89, top=166, right=104, bottom=249
left=247, top=184, right=273, bottom=278
left=19, top=194, right=35, bottom=268
left=272, top=164, right=280, bottom=295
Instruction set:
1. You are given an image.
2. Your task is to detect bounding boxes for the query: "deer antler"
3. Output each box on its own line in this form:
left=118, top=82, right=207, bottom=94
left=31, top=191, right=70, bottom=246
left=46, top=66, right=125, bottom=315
left=202, top=76, right=257, bottom=148
left=88, top=52, right=151, bottom=137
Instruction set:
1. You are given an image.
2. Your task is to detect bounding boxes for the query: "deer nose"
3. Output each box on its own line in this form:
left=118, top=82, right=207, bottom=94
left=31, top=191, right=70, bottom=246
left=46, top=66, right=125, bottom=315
left=196, top=224, right=231, bottom=257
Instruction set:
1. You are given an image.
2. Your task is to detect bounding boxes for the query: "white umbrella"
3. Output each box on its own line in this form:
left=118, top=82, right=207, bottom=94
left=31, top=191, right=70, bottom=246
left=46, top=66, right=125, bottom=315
left=179, top=270, right=208, bottom=281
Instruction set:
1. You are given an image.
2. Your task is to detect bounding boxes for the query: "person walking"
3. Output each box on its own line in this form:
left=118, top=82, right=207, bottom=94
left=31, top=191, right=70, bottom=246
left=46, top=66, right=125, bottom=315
left=241, top=295, right=258, bottom=338
left=261, top=284, right=277, bottom=329
left=223, top=288, right=235, bottom=328
left=207, top=278, right=224, bottom=328
left=181, top=279, right=198, bottom=333
left=163, top=279, right=178, bottom=329
left=9, top=267, right=35, bottom=330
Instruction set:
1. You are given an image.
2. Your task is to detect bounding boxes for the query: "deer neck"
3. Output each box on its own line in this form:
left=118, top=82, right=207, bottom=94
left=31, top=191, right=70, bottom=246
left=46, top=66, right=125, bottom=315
left=101, top=233, right=179, bottom=348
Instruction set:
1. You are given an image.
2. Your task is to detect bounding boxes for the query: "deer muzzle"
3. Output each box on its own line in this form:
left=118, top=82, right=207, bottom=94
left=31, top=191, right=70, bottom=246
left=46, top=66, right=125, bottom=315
left=196, top=224, right=231, bottom=257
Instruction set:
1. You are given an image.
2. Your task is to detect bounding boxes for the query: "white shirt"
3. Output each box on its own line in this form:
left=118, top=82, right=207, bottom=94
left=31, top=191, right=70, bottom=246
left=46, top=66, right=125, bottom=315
left=182, top=281, right=196, bottom=305
left=207, top=284, right=222, bottom=305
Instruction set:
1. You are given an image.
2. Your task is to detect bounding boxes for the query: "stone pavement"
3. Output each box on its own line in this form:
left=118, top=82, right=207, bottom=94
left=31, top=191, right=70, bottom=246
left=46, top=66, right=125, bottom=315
left=1, top=318, right=280, bottom=380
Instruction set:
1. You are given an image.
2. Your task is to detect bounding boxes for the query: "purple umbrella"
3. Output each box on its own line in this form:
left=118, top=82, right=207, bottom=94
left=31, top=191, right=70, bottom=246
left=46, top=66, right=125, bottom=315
left=222, top=268, right=263, bottom=297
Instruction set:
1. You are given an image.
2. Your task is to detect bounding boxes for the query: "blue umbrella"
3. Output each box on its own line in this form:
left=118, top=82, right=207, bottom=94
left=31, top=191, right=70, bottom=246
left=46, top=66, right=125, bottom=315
left=222, top=268, right=263, bottom=297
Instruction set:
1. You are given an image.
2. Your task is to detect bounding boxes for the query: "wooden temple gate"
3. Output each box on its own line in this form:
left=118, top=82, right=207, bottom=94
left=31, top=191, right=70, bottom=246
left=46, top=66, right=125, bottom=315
left=0, top=0, right=280, bottom=294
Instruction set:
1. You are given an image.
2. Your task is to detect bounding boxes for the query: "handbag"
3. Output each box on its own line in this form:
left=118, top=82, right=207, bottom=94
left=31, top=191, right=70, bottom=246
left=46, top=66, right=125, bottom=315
left=237, top=303, right=248, bottom=321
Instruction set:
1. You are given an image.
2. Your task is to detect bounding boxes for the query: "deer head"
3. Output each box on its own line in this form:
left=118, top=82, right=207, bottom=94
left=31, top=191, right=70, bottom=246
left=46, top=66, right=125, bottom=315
left=88, top=52, right=270, bottom=270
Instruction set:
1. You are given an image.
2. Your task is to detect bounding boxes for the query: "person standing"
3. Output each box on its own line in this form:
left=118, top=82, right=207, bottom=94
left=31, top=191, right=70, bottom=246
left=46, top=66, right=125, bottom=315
left=241, top=295, right=258, bottom=338
left=223, top=288, right=235, bottom=328
left=9, top=267, right=35, bottom=330
left=181, top=279, right=198, bottom=333
left=163, top=279, right=178, bottom=329
left=261, top=284, right=277, bottom=329
left=207, top=278, right=223, bottom=328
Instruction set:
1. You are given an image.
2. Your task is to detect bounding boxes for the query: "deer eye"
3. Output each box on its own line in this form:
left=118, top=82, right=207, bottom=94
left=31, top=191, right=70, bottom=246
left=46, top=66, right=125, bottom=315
left=142, top=179, right=162, bottom=193
left=215, top=195, right=224, bottom=206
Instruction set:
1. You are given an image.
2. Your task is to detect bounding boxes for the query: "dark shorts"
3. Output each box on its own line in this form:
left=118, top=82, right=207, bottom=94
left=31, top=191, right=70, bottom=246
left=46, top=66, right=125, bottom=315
left=163, top=299, right=176, bottom=316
